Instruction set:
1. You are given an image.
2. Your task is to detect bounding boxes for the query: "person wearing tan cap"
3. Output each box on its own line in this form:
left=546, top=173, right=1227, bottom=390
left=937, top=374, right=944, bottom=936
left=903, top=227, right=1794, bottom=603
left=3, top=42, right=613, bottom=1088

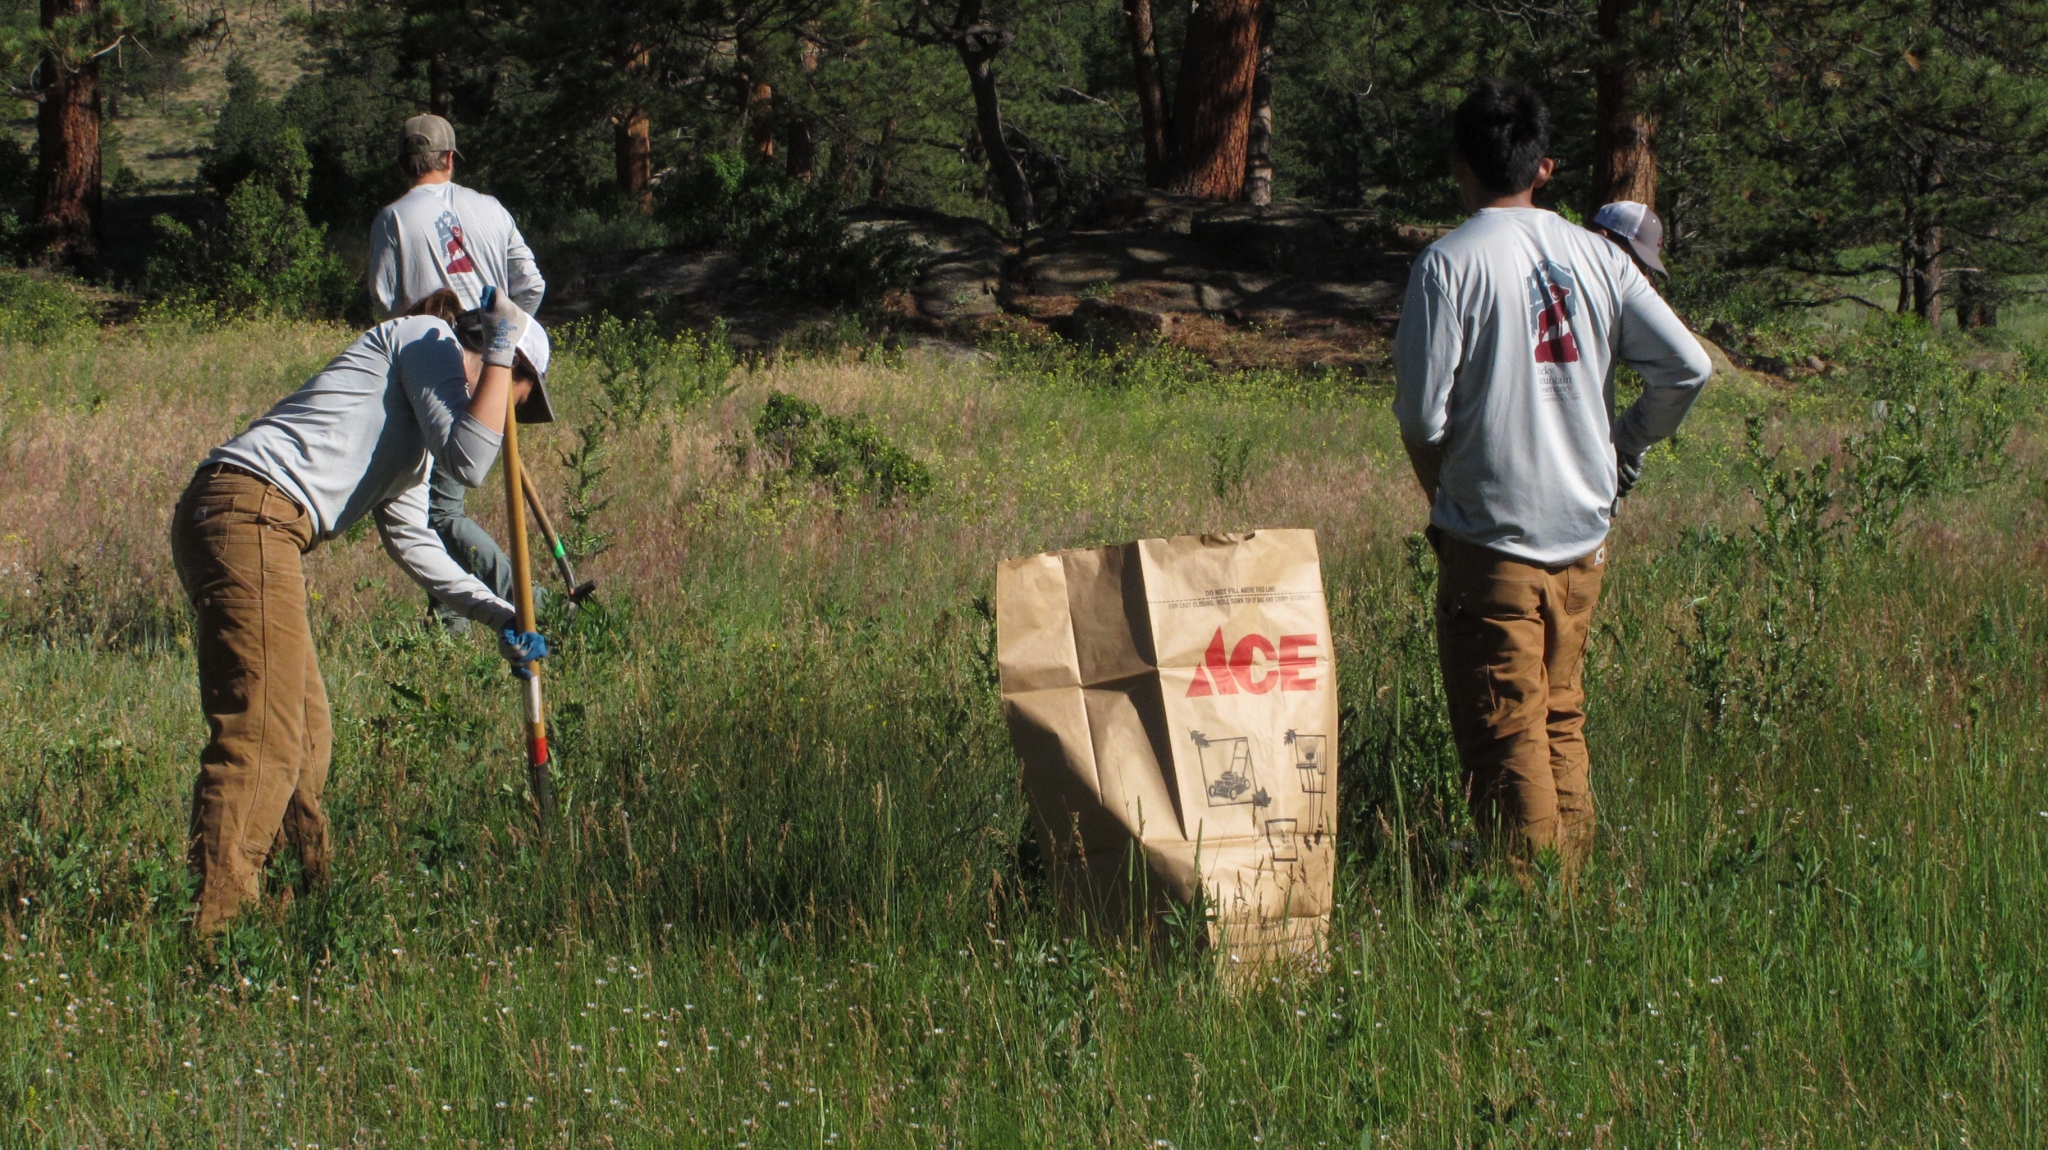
left=367, top=113, right=548, bottom=634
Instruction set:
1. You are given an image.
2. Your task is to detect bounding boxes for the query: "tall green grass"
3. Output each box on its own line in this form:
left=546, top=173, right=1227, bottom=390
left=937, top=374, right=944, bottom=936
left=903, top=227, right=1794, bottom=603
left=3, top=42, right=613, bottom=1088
left=0, top=315, right=2042, bottom=1146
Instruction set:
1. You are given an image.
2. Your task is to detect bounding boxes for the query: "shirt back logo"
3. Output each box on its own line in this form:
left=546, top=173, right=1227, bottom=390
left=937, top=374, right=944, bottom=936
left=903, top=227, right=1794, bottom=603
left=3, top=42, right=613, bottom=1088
left=436, top=214, right=477, bottom=275
left=1529, top=261, right=1581, bottom=364
left=430, top=210, right=486, bottom=309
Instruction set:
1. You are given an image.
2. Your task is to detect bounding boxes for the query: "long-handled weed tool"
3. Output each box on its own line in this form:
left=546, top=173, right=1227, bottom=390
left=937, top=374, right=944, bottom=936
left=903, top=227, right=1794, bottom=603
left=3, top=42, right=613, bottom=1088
left=502, top=406, right=557, bottom=824
left=518, top=460, right=597, bottom=609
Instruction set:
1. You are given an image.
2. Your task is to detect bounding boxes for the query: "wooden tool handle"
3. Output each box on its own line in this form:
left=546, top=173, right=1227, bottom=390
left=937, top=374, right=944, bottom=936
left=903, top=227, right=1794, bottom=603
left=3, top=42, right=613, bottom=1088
left=502, top=409, right=556, bottom=823
left=519, top=461, right=582, bottom=595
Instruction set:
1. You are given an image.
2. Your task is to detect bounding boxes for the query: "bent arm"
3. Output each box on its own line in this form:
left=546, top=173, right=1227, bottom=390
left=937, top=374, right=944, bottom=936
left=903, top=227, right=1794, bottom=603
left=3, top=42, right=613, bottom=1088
left=505, top=222, right=546, bottom=314
left=1612, top=271, right=1714, bottom=456
left=464, top=363, right=516, bottom=456
left=375, top=484, right=515, bottom=629
left=1402, top=439, right=1446, bottom=503
left=398, top=326, right=510, bottom=487
left=367, top=211, right=403, bottom=320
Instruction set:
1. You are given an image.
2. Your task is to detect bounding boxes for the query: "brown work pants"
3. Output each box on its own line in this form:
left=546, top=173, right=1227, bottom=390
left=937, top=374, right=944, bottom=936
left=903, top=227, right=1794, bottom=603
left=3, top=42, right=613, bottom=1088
left=1432, top=528, right=1605, bottom=874
left=170, top=466, right=332, bottom=935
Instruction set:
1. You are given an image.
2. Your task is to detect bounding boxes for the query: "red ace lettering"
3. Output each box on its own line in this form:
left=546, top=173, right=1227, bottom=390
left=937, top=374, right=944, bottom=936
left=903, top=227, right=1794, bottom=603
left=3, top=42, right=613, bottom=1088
left=1231, top=633, right=1278, bottom=693
left=1187, top=629, right=1237, bottom=696
left=1186, top=629, right=1320, bottom=696
left=1277, top=634, right=1319, bottom=691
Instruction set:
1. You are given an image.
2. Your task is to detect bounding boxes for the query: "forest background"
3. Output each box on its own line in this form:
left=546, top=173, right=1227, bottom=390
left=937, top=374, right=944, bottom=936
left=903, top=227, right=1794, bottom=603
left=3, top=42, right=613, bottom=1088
left=3, top=0, right=2048, bottom=333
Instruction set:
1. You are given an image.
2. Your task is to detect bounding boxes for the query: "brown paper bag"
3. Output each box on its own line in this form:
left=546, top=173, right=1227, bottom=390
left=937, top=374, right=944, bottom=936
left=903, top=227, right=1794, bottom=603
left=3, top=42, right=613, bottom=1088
left=997, top=530, right=1339, bottom=969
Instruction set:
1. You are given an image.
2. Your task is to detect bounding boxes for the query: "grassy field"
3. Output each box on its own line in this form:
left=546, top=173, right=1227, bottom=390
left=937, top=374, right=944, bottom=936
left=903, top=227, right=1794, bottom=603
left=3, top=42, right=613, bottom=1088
left=0, top=309, right=2044, bottom=1147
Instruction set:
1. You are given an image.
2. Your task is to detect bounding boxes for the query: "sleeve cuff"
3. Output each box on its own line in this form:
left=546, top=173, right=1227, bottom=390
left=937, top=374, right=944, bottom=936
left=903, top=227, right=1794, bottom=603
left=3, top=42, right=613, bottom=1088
left=447, top=413, right=505, bottom=487
left=473, top=601, right=517, bottom=631
left=1611, top=415, right=1656, bottom=458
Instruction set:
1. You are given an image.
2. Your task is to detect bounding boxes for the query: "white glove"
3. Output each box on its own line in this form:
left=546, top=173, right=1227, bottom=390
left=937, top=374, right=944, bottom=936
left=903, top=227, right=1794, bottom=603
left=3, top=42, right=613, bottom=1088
left=478, top=285, right=530, bottom=369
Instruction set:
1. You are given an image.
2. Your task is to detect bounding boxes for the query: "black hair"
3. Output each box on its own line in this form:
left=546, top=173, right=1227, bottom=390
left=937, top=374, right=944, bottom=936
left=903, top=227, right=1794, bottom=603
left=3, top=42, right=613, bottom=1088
left=1451, top=79, right=1550, bottom=195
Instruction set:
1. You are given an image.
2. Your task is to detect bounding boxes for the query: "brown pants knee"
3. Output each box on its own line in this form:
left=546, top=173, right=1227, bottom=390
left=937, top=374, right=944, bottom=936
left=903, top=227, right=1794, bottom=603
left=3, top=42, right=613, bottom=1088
left=1433, top=528, right=1605, bottom=872
left=170, top=466, right=332, bottom=936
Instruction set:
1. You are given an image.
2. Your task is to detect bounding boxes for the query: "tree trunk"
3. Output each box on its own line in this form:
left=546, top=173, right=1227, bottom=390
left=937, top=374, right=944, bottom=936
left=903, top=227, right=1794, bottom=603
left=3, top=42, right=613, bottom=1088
left=1590, top=0, right=1657, bottom=209
left=735, top=37, right=775, bottom=161
left=745, top=81, right=776, bottom=159
left=1164, top=0, right=1262, bottom=200
left=787, top=115, right=816, bottom=181
left=1896, top=238, right=1913, bottom=315
left=955, top=33, right=1034, bottom=227
left=1121, top=0, right=1170, bottom=187
left=868, top=115, right=898, bottom=203
left=1953, top=270, right=1996, bottom=328
left=615, top=107, right=652, bottom=213
left=34, top=0, right=103, bottom=273
left=1910, top=222, right=1942, bottom=327
left=429, top=53, right=451, bottom=118
left=615, top=41, right=653, bottom=212
left=1242, top=1, right=1275, bottom=206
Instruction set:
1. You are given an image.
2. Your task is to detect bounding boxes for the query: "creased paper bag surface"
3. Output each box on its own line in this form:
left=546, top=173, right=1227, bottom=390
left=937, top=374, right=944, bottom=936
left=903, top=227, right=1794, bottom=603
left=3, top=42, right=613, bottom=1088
left=997, top=530, right=1338, bottom=968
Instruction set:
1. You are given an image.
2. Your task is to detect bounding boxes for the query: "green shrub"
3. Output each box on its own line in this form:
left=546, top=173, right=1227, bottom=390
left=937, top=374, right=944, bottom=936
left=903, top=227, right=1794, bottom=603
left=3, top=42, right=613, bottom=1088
left=985, top=331, right=1363, bottom=401
left=558, top=313, right=738, bottom=427
left=0, top=271, right=95, bottom=345
left=148, top=58, right=357, bottom=321
left=147, top=180, right=356, bottom=321
left=1679, top=318, right=2018, bottom=739
left=1836, top=318, right=2013, bottom=548
left=202, top=60, right=311, bottom=201
left=661, top=155, right=922, bottom=308
left=746, top=390, right=934, bottom=504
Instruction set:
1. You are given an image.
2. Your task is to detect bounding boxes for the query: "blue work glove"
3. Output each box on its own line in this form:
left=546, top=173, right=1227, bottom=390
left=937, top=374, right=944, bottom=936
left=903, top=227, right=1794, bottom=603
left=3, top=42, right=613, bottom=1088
left=1616, top=449, right=1645, bottom=499
left=498, top=627, right=549, bottom=679
left=476, top=285, right=531, bottom=369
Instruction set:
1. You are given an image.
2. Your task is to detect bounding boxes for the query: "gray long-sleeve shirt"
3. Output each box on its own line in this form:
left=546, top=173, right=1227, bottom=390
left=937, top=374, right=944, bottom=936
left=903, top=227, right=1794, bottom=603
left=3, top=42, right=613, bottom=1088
left=205, top=316, right=515, bottom=628
left=367, top=182, right=545, bottom=319
left=1393, top=208, right=1713, bottom=564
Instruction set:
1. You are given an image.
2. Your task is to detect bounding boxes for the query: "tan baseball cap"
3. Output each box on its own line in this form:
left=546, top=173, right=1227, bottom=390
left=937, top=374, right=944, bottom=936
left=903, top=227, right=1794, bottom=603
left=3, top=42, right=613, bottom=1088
left=400, top=114, right=459, bottom=157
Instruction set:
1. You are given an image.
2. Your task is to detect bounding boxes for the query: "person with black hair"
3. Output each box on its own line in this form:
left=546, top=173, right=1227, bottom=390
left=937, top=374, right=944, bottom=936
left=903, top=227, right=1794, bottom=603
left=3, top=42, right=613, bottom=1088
left=1392, top=78, right=1714, bottom=879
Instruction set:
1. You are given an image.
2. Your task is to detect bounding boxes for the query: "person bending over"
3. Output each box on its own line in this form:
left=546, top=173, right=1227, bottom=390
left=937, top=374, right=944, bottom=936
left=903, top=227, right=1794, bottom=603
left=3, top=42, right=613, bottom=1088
left=170, top=288, right=551, bottom=936
left=1392, top=79, right=1713, bottom=878
left=367, top=113, right=547, bottom=633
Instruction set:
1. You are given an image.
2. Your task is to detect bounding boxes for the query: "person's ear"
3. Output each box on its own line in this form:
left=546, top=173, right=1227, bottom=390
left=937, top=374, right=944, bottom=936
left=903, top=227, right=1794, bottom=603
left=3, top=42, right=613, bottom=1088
left=1531, top=156, right=1557, bottom=190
